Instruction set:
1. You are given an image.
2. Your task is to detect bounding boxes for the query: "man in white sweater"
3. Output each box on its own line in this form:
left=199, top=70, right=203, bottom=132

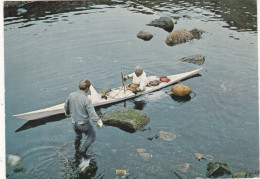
left=124, top=65, right=147, bottom=94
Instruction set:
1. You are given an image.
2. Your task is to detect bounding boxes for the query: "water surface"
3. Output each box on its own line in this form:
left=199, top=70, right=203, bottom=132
left=4, top=1, right=258, bottom=178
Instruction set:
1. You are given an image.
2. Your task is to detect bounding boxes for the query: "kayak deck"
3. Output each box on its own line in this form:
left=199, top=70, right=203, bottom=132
left=13, top=68, right=203, bottom=120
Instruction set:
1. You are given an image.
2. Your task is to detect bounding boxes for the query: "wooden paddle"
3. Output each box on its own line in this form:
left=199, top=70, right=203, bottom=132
left=121, top=68, right=126, bottom=94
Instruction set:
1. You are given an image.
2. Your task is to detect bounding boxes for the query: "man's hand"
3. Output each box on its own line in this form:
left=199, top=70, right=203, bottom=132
left=123, top=75, right=128, bottom=81
left=97, top=119, right=103, bottom=128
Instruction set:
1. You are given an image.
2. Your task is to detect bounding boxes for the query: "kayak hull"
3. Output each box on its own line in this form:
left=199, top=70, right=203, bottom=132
left=13, top=68, right=202, bottom=120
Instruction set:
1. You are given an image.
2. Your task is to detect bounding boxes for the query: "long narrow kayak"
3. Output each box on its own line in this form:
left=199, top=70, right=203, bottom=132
left=13, top=68, right=203, bottom=120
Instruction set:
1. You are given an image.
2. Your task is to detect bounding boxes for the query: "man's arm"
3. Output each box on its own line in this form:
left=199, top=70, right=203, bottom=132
left=64, top=97, right=70, bottom=117
left=85, top=99, right=103, bottom=128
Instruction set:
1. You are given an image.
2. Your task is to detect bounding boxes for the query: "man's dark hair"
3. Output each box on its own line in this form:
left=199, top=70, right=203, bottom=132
left=79, top=79, right=91, bottom=90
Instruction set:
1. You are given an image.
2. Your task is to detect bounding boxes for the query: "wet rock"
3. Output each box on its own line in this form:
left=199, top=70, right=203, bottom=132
left=206, top=161, right=232, bottom=178
left=102, top=108, right=150, bottom=133
left=181, top=54, right=205, bottom=65
left=159, top=131, right=176, bottom=141
left=195, top=153, right=213, bottom=161
left=14, top=167, right=26, bottom=173
left=171, top=84, right=192, bottom=97
left=232, top=172, right=247, bottom=178
left=189, top=28, right=205, bottom=39
left=137, top=31, right=153, bottom=41
left=147, top=17, right=174, bottom=32
left=6, top=154, right=21, bottom=167
left=166, top=29, right=194, bottom=46
left=136, top=148, right=152, bottom=161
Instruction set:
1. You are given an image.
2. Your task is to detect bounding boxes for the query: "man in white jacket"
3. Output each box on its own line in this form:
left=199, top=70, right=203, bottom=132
left=124, top=65, right=147, bottom=94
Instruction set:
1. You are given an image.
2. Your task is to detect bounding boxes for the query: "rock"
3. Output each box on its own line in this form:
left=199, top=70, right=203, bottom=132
left=171, top=84, right=192, bottom=97
left=136, top=148, right=152, bottom=161
left=166, top=29, right=194, bottom=46
left=102, top=108, right=150, bottom=133
left=147, top=17, right=174, bottom=32
left=14, top=167, right=26, bottom=173
left=181, top=54, right=205, bottom=65
left=137, top=31, right=153, bottom=41
left=195, top=153, right=213, bottom=161
left=189, top=28, right=205, bottom=39
left=159, top=131, right=176, bottom=141
left=232, top=172, right=247, bottom=178
left=206, top=161, right=232, bottom=178
left=6, top=154, right=21, bottom=167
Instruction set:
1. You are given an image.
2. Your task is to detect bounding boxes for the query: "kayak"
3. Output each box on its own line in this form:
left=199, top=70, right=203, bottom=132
left=13, top=68, right=203, bottom=120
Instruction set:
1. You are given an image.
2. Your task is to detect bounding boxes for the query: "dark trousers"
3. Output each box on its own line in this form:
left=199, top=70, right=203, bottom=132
left=73, top=121, right=96, bottom=154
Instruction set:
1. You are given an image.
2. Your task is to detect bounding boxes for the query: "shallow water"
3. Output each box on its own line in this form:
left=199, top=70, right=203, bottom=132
left=4, top=0, right=258, bottom=178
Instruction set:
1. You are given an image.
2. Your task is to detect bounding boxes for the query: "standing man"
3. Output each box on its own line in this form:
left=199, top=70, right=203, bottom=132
left=64, top=79, right=103, bottom=156
left=124, top=65, right=147, bottom=94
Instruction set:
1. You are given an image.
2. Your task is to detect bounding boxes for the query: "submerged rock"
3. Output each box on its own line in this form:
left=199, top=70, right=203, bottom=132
left=137, top=31, right=153, bottom=41
left=147, top=17, right=174, bottom=32
left=159, top=131, right=176, bottom=141
left=195, top=153, right=213, bottom=161
left=166, top=29, right=194, bottom=46
left=171, top=84, right=192, bottom=97
left=14, top=167, right=26, bottom=173
left=6, top=154, right=21, bottom=167
left=136, top=148, right=152, bottom=161
left=232, top=172, right=247, bottom=178
left=181, top=54, right=205, bottom=65
left=189, top=28, right=205, bottom=39
left=206, top=161, right=231, bottom=178
left=102, top=108, right=150, bottom=133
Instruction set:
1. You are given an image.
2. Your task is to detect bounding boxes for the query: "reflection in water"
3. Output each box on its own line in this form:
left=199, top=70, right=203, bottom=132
left=15, top=113, right=66, bottom=132
left=4, top=0, right=257, bottom=32
left=132, top=100, right=147, bottom=110
left=171, top=94, right=191, bottom=103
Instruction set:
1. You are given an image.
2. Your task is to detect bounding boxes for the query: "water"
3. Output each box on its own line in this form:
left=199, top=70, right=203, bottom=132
left=4, top=1, right=258, bottom=178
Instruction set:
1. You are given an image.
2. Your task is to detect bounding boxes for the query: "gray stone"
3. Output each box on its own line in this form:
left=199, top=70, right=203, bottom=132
left=166, top=29, right=194, bottom=46
left=102, top=108, right=150, bottom=133
left=14, top=167, right=26, bottom=173
left=6, top=154, right=21, bottom=167
left=189, top=28, right=205, bottom=39
left=206, top=161, right=232, bottom=178
left=232, top=172, right=247, bottom=178
left=147, top=17, right=174, bottom=32
left=159, top=131, right=176, bottom=141
left=137, top=31, right=153, bottom=41
left=181, top=54, right=205, bottom=65
left=195, top=153, right=213, bottom=161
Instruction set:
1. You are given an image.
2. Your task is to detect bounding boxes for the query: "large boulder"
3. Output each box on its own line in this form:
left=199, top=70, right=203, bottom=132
left=181, top=54, right=205, bottom=65
left=206, top=161, right=232, bottom=178
left=137, top=31, right=153, bottom=41
left=189, top=28, right=205, bottom=39
left=102, top=108, right=150, bottom=133
left=166, top=29, right=194, bottom=46
left=171, top=84, right=192, bottom=97
left=147, top=17, right=174, bottom=32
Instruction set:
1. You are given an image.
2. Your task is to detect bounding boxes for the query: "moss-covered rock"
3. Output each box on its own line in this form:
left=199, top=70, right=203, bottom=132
left=147, top=17, right=174, bottom=32
left=137, top=31, right=153, bottom=41
left=14, top=167, right=26, bottom=173
left=102, top=108, right=150, bottom=133
left=206, top=161, right=231, bottom=178
left=181, top=54, right=205, bottom=65
left=232, top=172, right=247, bottom=178
left=189, top=28, right=205, bottom=39
left=166, top=29, right=194, bottom=46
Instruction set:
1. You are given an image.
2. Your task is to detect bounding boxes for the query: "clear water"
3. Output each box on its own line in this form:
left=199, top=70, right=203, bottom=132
left=4, top=1, right=258, bottom=178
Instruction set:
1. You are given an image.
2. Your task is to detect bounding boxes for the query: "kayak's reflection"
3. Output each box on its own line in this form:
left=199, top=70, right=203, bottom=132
left=15, top=113, right=66, bottom=132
